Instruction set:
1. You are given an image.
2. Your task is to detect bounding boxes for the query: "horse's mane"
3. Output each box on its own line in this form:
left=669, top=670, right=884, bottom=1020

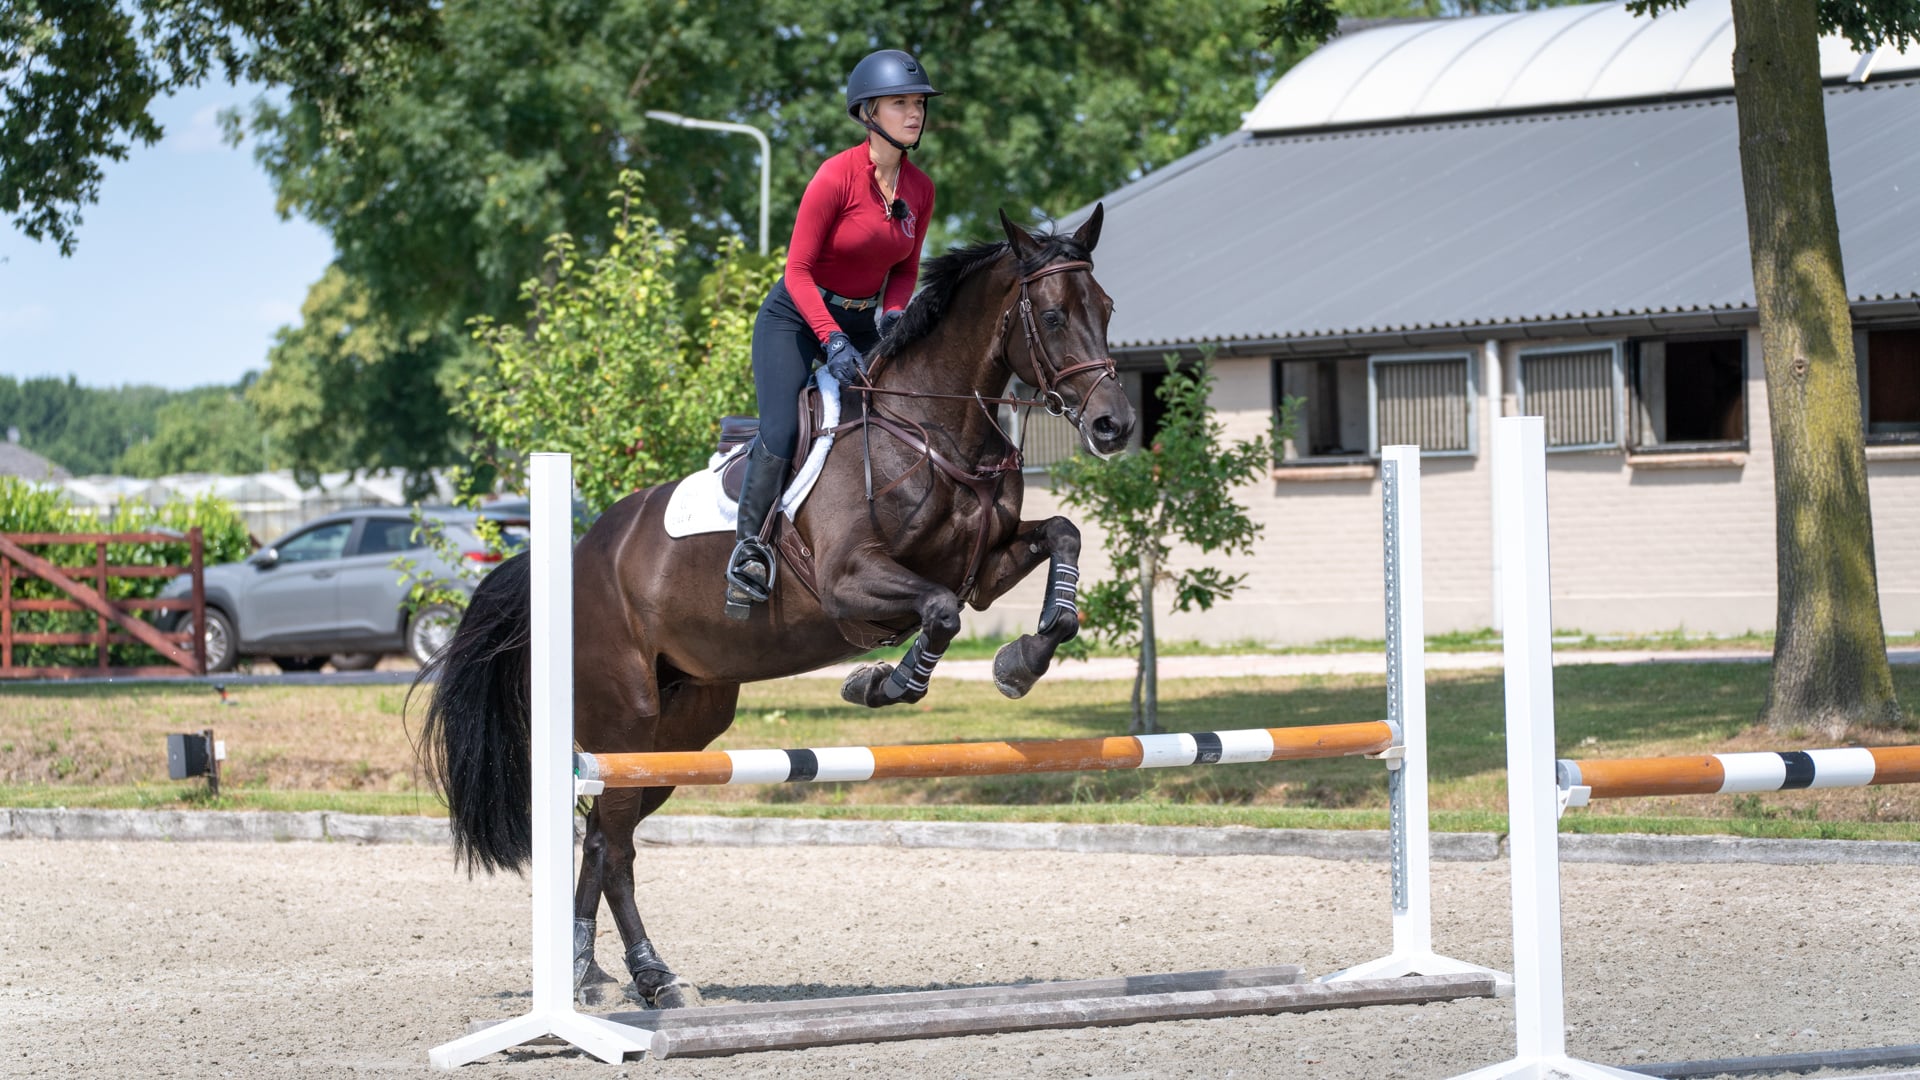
left=875, top=231, right=1092, bottom=360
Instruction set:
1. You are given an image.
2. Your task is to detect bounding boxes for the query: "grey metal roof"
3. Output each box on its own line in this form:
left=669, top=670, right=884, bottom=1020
left=1078, top=78, right=1920, bottom=355
left=0, top=442, right=71, bottom=481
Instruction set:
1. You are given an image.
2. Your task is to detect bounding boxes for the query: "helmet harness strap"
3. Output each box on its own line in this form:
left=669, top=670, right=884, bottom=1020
left=860, top=99, right=921, bottom=154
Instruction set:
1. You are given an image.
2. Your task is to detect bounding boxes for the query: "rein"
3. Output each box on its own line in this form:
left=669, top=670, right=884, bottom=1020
left=831, top=257, right=1116, bottom=601
left=856, top=259, right=1118, bottom=422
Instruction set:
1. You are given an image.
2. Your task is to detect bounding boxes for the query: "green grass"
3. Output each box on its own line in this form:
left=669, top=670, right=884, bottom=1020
left=866, top=628, right=1920, bottom=662
left=0, top=784, right=445, bottom=816
left=5, top=660, right=1920, bottom=841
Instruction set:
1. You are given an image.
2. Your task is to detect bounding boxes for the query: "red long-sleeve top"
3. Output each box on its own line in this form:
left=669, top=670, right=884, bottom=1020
left=783, top=143, right=935, bottom=342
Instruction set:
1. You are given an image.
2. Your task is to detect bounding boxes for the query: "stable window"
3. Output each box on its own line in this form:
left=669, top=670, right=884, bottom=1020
left=1274, top=356, right=1369, bottom=462
left=1274, top=351, right=1476, bottom=460
left=1516, top=343, right=1625, bottom=451
left=1369, top=351, right=1476, bottom=456
left=1861, top=327, right=1920, bottom=443
left=1630, top=336, right=1747, bottom=449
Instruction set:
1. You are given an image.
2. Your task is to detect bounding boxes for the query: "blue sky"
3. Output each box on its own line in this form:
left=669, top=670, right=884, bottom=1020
left=0, top=81, right=335, bottom=391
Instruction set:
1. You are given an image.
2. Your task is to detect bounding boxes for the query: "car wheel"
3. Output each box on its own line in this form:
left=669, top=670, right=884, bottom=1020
left=406, top=602, right=462, bottom=666
left=329, top=652, right=382, bottom=672
left=271, top=655, right=329, bottom=673
left=185, top=609, right=238, bottom=674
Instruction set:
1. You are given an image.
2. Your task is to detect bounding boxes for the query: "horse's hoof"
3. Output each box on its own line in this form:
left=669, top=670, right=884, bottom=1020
left=993, top=640, right=1042, bottom=699
left=649, top=978, right=704, bottom=1011
left=841, top=663, right=905, bottom=707
left=575, top=959, right=620, bottom=1007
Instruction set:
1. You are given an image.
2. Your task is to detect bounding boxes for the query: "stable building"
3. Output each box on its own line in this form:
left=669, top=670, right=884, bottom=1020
left=991, top=0, right=1920, bottom=645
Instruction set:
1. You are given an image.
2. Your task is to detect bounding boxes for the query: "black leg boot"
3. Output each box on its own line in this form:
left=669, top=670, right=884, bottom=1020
left=724, top=440, right=792, bottom=620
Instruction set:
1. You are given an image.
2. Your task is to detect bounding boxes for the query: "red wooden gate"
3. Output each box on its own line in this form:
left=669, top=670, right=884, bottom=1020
left=0, top=530, right=207, bottom=678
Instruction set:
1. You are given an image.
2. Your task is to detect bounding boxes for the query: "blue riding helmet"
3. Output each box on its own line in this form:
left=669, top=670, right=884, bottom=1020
left=845, top=49, right=941, bottom=120
left=846, top=49, right=941, bottom=152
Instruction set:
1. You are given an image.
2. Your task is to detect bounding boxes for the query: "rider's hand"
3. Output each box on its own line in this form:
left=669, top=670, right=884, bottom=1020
left=877, top=308, right=905, bottom=339
left=823, top=332, right=865, bottom=384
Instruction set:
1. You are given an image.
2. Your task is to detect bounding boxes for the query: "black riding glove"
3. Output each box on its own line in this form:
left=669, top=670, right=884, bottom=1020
left=877, top=308, right=905, bottom=339
left=823, top=332, right=865, bottom=385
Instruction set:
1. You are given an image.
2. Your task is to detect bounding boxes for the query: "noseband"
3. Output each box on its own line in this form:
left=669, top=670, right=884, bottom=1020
left=1011, top=260, right=1118, bottom=425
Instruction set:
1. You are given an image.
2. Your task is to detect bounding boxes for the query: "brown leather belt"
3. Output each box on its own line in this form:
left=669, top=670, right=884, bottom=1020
left=820, top=287, right=881, bottom=312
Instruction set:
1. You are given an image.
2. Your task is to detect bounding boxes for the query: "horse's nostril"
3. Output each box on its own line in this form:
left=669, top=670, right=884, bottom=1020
left=1093, top=416, right=1118, bottom=438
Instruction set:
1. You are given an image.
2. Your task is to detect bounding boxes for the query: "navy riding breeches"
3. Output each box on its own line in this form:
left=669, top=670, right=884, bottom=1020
left=751, top=279, right=882, bottom=458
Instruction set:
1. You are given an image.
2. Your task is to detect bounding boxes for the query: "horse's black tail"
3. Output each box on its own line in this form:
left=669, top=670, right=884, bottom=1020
left=416, top=550, right=534, bottom=875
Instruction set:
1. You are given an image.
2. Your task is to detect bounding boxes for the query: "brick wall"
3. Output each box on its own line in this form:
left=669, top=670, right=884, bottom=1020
left=964, top=331, right=1920, bottom=645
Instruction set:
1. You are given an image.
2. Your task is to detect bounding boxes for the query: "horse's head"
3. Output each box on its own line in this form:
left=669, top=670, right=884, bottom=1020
left=998, top=206, right=1135, bottom=458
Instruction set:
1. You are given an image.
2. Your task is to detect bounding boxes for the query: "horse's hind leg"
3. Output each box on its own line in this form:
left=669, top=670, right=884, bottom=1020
left=591, top=785, right=704, bottom=1008
left=572, top=800, right=623, bottom=1006
left=598, top=680, right=740, bottom=1009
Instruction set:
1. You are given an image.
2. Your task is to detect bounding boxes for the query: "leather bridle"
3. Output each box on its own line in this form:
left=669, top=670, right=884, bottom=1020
left=1007, top=259, right=1118, bottom=426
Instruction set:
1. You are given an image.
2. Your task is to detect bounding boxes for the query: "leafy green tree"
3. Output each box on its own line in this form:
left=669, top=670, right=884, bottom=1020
left=1050, top=356, right=1284, bottom=734
left=246, top=266, right=461, bottom=499
left=115, top=387, right=267, bottom=477
left=240, top=0, right=1274, bottom=331
left=1, top=0, right=436, bottom=254
left=1262, top=0, right=1917, bottom=735
left=0, top=375, right=172, bottom=475
left=455, top=172, right=778, bottom=515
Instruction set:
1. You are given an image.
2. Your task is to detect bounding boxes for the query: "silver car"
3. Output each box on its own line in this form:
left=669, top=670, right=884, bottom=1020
left=158, top=506, right=527, bottom=673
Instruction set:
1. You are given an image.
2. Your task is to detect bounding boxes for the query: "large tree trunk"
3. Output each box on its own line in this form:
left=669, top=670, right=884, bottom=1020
left=1730, top=0, right=1900, bottom=735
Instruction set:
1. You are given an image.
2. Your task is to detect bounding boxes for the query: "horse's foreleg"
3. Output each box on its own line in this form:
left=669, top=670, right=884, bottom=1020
left=969, top=517, right=1083, bottom=699
left=822, top=556, right=963, bottom=707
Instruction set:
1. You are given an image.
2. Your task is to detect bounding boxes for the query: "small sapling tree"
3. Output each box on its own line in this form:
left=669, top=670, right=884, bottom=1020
left=1050, top=353, right=1291, bottom=733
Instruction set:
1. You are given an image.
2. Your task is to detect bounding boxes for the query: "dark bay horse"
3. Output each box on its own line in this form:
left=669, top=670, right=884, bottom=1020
left=420, top=207, right=1134, bottom=1009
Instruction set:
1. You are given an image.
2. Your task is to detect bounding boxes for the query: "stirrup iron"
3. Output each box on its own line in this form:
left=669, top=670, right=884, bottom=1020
left=724, top=537, right=776, bottom=619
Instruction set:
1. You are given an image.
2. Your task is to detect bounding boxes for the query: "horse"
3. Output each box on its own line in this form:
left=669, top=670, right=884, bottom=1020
left=419, top=206, right=1135, bottom=1009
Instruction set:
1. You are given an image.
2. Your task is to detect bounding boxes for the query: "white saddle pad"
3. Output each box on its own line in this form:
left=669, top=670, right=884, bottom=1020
left=662, top=374, right=844, bottom=538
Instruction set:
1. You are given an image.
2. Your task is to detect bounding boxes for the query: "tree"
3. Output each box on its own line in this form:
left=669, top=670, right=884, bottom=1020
left=239, top=0, right=1275, bottom=332
left=246, top=265, right=461, bottom=499
left=1261, top=0, right=1915, bottom=736
left=1, top=0, right=436, bottom=254
left=1050, top=357, right=1282, bottom=734
left=0, top=374, right=172, bottom=475
left=116, top=386, right=267, bottom=477
left=454, top=172, right=777, bottom=515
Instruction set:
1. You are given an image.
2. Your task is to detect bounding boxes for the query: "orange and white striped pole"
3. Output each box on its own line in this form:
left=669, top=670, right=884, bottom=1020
left=1558, top=746, right=1920, bottom=803
left=578, top=721, right=1396, bottom=788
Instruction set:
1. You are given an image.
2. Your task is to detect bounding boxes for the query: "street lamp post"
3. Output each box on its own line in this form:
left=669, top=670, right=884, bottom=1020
left=644, top=110, right=771, bottom=256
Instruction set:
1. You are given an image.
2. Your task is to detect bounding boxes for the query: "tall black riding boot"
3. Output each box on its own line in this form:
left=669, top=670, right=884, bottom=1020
left=724, top=439, right=792, bottom=620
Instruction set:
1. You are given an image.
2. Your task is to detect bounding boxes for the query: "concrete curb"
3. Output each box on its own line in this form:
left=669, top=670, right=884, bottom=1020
left=7, top=808, right=1920, bottom=865
left=7, top=808, right=325, bottom=842
left=1560, top=831, right=1920, bottom=866
left=631, top=816, right=1503, bottom=861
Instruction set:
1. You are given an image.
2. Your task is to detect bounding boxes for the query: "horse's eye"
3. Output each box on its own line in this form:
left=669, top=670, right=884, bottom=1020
left=1043, top=310, right=1065, bottom=328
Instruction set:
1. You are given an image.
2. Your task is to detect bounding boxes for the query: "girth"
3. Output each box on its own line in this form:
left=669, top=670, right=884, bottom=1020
left=830, top=411, right=1021, bottom=603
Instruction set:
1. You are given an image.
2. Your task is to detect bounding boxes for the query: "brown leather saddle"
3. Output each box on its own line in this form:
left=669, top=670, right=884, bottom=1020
left=713, top=390, right=914, bottom=650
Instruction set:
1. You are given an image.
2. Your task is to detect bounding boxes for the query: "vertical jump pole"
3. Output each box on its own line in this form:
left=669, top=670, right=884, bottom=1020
left=430, top=453, right=654, bottom=1069
left=1325, top=445, right=1510, bottom=986
left=1450, top=418, right=1636, bottom=1079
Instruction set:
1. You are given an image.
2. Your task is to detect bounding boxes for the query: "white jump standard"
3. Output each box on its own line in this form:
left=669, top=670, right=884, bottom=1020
left=1454, top=416, right=1920, bottom=1080
left=431, top=446, right=1502, bottom=1067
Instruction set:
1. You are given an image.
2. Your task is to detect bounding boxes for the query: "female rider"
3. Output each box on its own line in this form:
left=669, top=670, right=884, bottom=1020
left=724, top=49, right=939, bottom=617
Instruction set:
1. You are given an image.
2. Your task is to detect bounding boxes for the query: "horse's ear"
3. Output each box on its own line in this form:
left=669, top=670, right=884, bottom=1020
left=999, top=208, right=1041, bottom=261
left=1071, top=203, right=1104, bottom=253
